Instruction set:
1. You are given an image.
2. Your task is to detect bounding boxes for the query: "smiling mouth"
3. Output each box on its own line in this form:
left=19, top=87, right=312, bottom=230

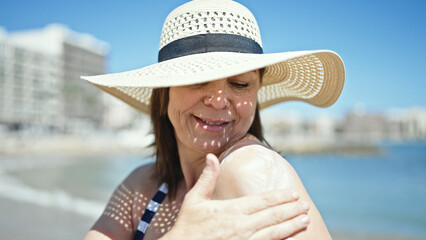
left=193, top=115, right=230, bottom=128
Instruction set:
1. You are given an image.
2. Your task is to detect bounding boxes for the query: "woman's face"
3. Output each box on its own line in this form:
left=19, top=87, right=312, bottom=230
left=168, top=70, right=260, bottom=156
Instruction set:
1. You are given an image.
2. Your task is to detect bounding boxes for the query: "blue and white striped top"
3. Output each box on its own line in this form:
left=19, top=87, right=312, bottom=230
left=134, top=182, right=168, bottom=240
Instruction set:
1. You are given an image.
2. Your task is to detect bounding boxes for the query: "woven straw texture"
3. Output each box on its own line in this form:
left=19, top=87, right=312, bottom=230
left=160, top=0, right=262, bottom=49
left=82, top=0, right=345, bottom=114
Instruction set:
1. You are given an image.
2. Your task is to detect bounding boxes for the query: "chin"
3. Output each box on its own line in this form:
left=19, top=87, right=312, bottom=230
left=194, top=141, right=225, bottom=156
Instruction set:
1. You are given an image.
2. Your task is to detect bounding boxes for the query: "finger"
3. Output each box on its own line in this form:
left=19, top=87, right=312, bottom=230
left=186, top=153, right=220, bottom=202
left=228, top=189, right=300, bottom=214
left=249, top=214, right=310, bottom=240
left=248, top=200, right=310, bottom=231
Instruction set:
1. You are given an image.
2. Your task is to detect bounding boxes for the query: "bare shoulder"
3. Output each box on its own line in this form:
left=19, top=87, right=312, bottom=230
left=215, top=136, right=295, bottom=198
left=110, top=160, right=159, bottom=200
left=122, top=161, right=158, bottom=194
left=86, top=161, right=159, bottom=240
left=214, top=135, right=332, bottom=239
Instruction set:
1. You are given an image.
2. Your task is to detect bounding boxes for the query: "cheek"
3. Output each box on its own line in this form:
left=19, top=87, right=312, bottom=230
left=169, top=88, right=198, bottom=110
left=235, top=99, right=255, bottom=112
left=234, top=96, right=257, bottom=126
left=168, top=88, right=199, bottom=126
left=168, top=89, right=185, bottom=127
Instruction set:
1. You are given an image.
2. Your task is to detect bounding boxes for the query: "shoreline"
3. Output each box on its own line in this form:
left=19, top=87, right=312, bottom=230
left=0, top=134, right=385, bottom=157
left=275, top=144, right=385, bottom=156
left=0, top=134, right=154, bottom=157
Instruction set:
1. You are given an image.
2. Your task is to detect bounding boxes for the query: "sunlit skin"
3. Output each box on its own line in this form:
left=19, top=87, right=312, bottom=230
left=168, top=70, right=260, bottom=190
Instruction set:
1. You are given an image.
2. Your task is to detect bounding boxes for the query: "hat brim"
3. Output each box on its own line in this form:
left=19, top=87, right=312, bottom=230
left=82, top=50, right=345, bottom=113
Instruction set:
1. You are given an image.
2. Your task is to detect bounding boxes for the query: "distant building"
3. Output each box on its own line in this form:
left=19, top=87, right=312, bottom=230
left=387, top=108, right=426, bottom=141
left=311, top=114, right=336, bottom=140
left=340, top=107, right=426, bottom=142
left=341, top=110, right=388, bottom=143
left=0, top=24, right=109, bottom=134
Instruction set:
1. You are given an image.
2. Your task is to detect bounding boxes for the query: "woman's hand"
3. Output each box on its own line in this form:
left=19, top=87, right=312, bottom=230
left=160, top=154, right=309, bottom=240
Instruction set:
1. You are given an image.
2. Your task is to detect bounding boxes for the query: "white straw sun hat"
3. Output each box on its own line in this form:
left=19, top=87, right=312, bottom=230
left=82, top=0, right=345, bottom=114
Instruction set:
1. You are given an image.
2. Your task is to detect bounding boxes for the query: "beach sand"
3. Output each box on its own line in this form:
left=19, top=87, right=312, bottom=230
left=330, top=231, right=426, bottom=240
left=0, top=197, right=96, bottom=240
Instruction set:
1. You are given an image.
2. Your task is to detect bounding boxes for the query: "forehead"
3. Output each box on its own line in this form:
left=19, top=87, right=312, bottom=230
left=167, top=69, right=262, bottom=92
left=229, top=69, right=259, bottom=78
left=187, top=70, right=260, bottom=87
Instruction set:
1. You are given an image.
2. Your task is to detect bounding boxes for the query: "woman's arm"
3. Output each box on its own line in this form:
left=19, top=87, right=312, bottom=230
left=84, top=231, right=111, bottom=240
left=161, top=154, right=309, bottom=240
left=83, top=183, right=138, bottom=240
left=214, top=143, right=332, bottom=240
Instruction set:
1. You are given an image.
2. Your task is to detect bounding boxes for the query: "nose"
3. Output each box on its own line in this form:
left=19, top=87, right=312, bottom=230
left=203, top=80, right=230, bottom=109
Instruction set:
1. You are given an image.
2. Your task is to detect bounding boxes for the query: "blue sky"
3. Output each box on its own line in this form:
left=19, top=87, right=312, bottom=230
left=1, top=0, right=425, bottom=117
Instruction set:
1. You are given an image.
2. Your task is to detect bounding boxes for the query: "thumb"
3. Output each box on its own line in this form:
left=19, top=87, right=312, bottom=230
left=187, top=153, right=220, bottom=202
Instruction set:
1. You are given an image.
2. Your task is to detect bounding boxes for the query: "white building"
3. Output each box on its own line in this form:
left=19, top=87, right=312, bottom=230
left=387, top=107, right=426, bottom=141
left=0, top=24, right=109, bottom=134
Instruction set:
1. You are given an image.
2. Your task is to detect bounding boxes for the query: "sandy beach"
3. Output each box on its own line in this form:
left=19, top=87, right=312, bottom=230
left=0, top=197, right=95, bottom=240
left=330, top=231, right=426, bottom=240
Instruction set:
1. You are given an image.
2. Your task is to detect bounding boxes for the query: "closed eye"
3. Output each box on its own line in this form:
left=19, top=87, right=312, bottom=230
left=230, top=82, right=249, bottom=88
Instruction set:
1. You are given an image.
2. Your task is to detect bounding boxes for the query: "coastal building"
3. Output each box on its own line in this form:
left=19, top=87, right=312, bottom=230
left=341, top=110, right=388, bottom=143
left=0, top=24, right=108, bottom=134
left=387, top=108, right=426, bottom=141
left=311, top=114, right=336, bottom=141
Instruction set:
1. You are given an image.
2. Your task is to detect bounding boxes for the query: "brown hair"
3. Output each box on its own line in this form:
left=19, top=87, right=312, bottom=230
left=150, top=70, right=267, bottom=198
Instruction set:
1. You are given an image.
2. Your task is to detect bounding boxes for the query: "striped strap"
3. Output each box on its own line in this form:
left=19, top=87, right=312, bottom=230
left=134, top=182, right=168, bottom=240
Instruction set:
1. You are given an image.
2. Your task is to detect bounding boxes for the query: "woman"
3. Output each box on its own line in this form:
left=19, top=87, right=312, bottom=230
left=82, top=0, right=345, bottom=239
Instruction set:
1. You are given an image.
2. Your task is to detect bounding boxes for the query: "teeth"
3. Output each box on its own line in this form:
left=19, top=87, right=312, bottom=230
left=195, top=115, right=227, bottom=126
left=203, top=119, right=222, bottom=126
left=201, top=119, right=223, bottom=126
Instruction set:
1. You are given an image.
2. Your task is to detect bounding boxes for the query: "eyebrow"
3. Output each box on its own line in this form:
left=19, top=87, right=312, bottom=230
left=236, top=70, right=257, bottom=76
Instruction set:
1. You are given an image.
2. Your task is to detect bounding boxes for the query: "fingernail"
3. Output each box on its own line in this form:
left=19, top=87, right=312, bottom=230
left=301, top=215, right=310, bottom=225
left=301, top=201, right=310, bottom=211
left=292, top=192, right=299, bottom=200
left=205, top=155, right=213, bottom=168
left=206, top=159, right=212, bottom=168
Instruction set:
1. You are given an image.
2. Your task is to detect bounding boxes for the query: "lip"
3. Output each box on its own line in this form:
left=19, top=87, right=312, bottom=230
left=193, top=115, right=230, bottom=132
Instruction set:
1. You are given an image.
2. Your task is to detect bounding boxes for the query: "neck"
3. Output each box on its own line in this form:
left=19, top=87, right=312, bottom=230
left=177, top=145, right=208, bottom=192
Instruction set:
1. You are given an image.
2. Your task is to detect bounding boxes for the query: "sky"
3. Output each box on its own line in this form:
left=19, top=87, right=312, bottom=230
left=1, top=0, right=425, bottom=118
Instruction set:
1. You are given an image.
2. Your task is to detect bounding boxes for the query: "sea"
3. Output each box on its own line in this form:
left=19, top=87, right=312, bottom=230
left=0, top=141, right=425, bottom=239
